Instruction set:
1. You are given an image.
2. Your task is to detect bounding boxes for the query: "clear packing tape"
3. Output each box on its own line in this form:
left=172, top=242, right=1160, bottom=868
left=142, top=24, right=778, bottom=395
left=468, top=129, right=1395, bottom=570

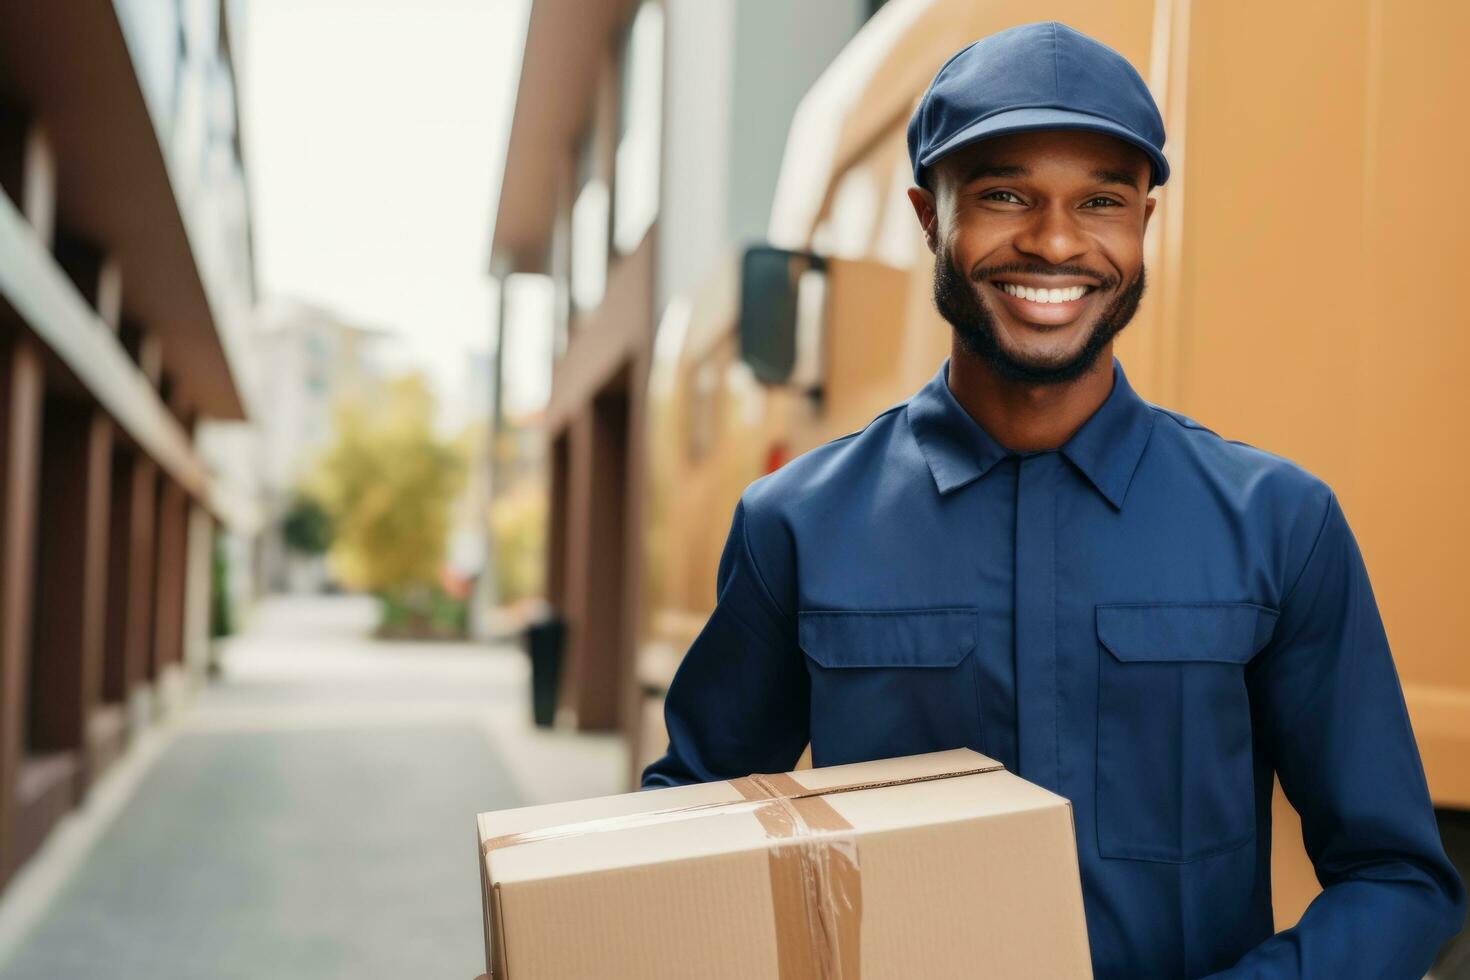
left=480, top=760, right=1004, bottom=979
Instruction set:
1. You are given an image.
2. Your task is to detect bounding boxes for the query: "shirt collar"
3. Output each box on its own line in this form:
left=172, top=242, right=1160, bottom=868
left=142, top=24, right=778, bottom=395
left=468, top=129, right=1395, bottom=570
left=905, top=355, right=1155, bottom=509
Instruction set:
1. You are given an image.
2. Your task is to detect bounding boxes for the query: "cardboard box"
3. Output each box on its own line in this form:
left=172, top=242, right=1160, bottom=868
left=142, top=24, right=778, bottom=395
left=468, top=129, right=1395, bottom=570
left=475, top=748, right=1092, bottom=979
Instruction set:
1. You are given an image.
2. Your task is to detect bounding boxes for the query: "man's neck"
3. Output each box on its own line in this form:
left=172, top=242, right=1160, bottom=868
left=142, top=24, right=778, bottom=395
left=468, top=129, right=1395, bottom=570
left=946, top=342, right=1115, bottom=453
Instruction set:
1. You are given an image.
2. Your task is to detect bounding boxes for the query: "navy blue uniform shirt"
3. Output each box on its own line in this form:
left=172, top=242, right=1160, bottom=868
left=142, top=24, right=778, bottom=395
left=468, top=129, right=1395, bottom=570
left=642, top=356, right=1467, bottom=978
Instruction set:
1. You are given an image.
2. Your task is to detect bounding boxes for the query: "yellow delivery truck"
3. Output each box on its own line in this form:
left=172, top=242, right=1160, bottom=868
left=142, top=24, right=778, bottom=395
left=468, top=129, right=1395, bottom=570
left=635, top=0, right=1470, bottom=946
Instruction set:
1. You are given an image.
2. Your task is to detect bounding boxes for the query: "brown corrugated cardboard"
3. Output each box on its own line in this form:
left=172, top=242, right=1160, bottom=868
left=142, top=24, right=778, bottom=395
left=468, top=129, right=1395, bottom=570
left=475, top=748, right=1093, bottom=979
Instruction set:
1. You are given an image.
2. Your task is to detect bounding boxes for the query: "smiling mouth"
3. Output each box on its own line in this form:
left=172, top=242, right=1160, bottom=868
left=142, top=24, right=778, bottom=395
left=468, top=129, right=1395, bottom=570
left=985, top=279, right=1100, bottom=326
left=994, top=282, right=1094, bottom=304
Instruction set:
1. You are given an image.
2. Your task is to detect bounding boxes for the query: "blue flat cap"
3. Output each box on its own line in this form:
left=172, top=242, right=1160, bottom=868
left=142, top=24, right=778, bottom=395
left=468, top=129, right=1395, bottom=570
left=907, top=21, right=1169, bottom=190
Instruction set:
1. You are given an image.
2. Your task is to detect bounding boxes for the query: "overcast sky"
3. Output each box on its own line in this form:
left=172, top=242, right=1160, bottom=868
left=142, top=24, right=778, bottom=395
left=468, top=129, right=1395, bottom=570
left=239, top=0, right=527, bottom=426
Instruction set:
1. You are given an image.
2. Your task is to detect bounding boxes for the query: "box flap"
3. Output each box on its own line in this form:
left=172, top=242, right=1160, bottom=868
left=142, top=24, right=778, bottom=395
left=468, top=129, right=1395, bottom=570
left=479, top=749, right=1017, bottom=887
left=825, top=764, right=1070, bottom=833
left=490, top=805, right=780, bottom=884
left=779, top=747, right=1000, bottom=793
left=476, top=777, right=741, bottom=846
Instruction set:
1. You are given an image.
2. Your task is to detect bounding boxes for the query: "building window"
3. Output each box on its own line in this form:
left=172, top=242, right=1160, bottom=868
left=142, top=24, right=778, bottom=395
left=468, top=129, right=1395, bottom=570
left=570, top=126, right=608, bottom=313
left=612, top=0, right=663, bottom=256
left=548, top=193, right=572, bottom=356
left=501, top=273, right=556, bottom=419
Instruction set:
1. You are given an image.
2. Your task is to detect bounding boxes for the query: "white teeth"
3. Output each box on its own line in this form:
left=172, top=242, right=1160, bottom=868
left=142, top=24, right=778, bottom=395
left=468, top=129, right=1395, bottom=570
left=997, top=283, right=1089, bottom=303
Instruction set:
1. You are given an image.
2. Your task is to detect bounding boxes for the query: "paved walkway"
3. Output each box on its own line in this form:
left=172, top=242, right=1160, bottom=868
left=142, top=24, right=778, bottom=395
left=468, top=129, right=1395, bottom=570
left=0, top=595, right=625, bottom=980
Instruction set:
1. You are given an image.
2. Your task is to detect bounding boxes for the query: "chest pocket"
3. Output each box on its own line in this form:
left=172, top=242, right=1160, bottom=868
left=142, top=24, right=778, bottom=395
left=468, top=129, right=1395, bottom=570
left=1095, top=602, right=1279, bottom=863
left=798, top=608, right=981, bottom=764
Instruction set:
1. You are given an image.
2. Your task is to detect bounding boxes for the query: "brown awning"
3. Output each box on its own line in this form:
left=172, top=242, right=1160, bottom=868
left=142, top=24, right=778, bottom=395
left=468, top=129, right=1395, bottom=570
left=489, top=0, right=637, bottom=274
left=0, top=0, right=251, bottom=419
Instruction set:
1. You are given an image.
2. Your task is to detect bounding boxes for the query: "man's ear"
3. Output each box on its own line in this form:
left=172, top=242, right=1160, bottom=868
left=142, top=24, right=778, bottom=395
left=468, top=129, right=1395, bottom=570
left=1142, top=195, right=1157, bottom=235
left=906, top=186, right=939, bottom=255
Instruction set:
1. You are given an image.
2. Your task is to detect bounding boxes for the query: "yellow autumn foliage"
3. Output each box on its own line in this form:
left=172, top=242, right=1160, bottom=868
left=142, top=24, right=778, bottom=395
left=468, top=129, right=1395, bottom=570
left=489, top=482, right=546, bottom=604
left=308, top=374, right=466, bottom=594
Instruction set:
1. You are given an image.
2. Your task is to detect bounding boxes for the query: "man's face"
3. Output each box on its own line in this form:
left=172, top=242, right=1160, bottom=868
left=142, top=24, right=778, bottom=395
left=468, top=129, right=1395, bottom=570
left=909, top=130, right=1157, bottom=385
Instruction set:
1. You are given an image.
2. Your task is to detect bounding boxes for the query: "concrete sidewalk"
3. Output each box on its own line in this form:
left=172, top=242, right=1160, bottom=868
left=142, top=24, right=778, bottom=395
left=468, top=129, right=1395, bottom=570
left=0, top=595, right=625, bottom=980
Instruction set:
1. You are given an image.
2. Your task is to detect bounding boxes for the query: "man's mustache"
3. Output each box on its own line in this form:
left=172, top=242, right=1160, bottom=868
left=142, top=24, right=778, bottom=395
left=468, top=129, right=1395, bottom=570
left=970, top=262, right=1118, bottom=291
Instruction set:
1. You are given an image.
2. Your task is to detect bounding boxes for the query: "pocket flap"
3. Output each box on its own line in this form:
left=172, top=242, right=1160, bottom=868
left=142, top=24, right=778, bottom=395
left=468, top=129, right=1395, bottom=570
left=1096, top=602, right=1279, bottom=664
left=798, top=608, right=977, bottom=668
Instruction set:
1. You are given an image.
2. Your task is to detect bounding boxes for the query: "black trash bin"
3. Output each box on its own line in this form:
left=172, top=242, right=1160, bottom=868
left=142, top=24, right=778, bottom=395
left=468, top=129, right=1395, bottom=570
left=523, top=607, right=566, bottom=728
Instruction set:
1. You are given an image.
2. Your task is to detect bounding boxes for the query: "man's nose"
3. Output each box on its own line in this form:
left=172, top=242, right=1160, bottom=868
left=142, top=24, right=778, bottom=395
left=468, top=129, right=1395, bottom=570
left=1012, top=202, right=1089, bottom=267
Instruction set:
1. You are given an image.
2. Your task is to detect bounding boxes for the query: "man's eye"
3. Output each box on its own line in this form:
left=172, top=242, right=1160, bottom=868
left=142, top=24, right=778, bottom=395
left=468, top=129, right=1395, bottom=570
left=1081, top=197, right=1121, bottom=208
left=984, top=190, right=1024, bottom=204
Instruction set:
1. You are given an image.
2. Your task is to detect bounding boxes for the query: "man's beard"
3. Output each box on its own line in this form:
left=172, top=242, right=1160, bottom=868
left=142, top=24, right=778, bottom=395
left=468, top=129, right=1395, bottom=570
left=932, top=244, right=1146, bottom=385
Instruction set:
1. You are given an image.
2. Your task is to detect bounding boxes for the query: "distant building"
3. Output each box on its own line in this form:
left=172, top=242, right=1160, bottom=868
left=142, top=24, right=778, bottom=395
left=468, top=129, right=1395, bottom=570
left=488, top=0, right=880, bottom=743
left=0, top=0, right=255, bottom=888
left=251, top=300, right=389, bottom=592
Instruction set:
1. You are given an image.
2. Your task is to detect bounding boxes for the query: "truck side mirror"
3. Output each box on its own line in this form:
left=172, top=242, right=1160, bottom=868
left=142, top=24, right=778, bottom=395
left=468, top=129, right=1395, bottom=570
left=738, top=245, right=826, bottom=389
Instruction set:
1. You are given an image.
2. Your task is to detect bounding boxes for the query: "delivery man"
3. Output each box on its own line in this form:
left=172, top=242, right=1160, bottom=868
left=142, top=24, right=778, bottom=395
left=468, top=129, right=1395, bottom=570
left=642, top=21, right=1466, bottom=978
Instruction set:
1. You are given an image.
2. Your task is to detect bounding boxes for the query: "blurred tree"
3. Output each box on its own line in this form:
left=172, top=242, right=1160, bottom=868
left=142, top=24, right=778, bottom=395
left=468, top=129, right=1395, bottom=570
left=309, top=374, right=466, bottom=597
left=281, top=493, right=333, bottom=554
left=489, top=482, right=546, bottom=604
left=209, top=534, right=233, bottom=640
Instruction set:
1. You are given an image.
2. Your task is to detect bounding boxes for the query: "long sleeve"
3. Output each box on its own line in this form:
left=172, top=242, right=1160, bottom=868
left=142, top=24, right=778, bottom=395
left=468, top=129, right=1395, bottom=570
left=640, top=496, right=810, bottom=789
left=1206, top=491, right=1467, bottom=978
